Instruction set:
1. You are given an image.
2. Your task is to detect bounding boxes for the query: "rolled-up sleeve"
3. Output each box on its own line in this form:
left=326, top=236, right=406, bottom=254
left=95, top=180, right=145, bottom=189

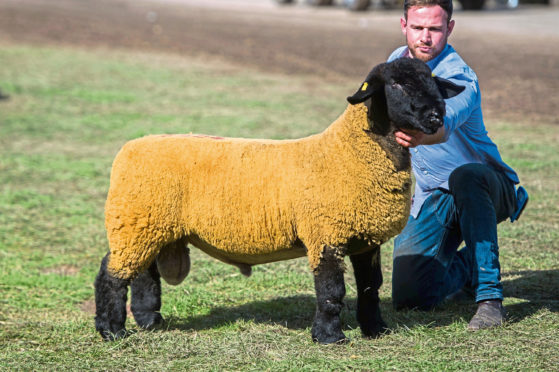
left=440, top=68, right=481, bottom=141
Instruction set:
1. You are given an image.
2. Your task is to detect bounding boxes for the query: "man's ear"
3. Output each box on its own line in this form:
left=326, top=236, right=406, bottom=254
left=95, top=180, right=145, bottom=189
left=433, top=76, right=465, bottom=99
left=400, top=17, right=407, bottom=36
left=447, top=19, right=455, bottom=38
left=347, top=63, right=387, bottom=104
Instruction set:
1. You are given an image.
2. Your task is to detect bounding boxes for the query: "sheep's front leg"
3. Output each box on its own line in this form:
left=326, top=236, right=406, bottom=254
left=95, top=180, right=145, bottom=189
left=131, top=260, right=163, bottom=330
left=94, top=253, right=130, bottom=341
left=349, top=248, right=388, bottom=338
left=311, top=246, right=348, bottom=344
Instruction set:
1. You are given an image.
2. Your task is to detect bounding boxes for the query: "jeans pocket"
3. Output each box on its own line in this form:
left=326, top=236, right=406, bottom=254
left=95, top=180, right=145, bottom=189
left=431, top=189, right=457, bottom=229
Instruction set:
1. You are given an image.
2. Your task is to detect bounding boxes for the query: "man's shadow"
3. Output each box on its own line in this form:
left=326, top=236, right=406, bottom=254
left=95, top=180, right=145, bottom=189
left=501, top=269, right=559, bottom=318
left=388, top=269, right=559, bottom=329
left=162, top=269, right=558, bottom=333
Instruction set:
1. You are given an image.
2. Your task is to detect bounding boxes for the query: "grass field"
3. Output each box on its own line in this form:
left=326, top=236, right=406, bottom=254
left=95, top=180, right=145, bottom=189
left=0, top=44, right=557, bottom=371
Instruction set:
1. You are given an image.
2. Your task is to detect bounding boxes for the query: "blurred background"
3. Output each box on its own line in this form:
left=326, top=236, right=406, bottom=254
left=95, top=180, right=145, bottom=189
left=1, top=0, right=557, bottom=125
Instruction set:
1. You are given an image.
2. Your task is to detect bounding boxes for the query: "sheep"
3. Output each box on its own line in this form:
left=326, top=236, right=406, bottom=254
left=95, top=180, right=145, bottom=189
left=94, top=57, right=465, bottom=344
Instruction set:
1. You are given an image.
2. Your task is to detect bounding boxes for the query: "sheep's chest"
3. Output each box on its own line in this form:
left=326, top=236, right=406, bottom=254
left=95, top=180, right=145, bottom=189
left=351, top=169, right=412, bottom=245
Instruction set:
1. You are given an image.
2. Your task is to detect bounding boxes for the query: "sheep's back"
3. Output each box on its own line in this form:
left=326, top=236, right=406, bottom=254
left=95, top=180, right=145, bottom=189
left=105, top=134, right=313, bottom=263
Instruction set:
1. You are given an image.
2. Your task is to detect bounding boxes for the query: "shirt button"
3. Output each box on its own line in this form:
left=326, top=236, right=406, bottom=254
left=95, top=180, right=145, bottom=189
left=423, top=170, right=428, bottom=175
left=414, top=148, right=419, bottom=153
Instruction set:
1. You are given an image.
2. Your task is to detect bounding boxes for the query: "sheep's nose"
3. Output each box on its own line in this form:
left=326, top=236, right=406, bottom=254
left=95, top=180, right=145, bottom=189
left=429, top=113, right=443, bottom=127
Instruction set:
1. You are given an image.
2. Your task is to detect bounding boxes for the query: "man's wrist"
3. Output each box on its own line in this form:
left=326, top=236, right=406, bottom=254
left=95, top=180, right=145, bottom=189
left=420, top=126, right=446, bottom=145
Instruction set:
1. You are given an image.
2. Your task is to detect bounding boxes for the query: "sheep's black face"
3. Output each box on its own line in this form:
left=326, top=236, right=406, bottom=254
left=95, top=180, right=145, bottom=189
left=384, top=59, right=445, bottom=134
left=347, top=58, right=465, bottom=135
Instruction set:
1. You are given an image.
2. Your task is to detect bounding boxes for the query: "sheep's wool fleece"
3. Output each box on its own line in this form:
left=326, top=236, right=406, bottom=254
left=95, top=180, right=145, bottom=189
left=105, top=104, right=412, bottom=279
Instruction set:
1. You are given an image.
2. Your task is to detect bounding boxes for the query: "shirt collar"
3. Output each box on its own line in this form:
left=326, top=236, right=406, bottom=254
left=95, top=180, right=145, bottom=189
left=426, top=44, right=451, bottom=70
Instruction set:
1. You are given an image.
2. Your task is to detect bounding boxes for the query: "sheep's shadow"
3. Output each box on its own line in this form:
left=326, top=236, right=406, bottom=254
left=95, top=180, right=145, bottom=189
left=161, top=295, right=464, bottom=334
left=161, top=295, right=468, bottom=334
left=161, top=270, right=558, bottom=333
left=164, top=295, right=317, bottom=332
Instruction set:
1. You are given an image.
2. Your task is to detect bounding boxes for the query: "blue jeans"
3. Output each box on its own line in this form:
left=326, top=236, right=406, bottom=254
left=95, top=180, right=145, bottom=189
left=392, top=164, right=517, bottom=310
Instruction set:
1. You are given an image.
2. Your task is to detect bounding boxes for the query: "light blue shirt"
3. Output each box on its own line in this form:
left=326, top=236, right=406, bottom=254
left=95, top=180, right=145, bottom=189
left=388, top=44, right=519, bottom=217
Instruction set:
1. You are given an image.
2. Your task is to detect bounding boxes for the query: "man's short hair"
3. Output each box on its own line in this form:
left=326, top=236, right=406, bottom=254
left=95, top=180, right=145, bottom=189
left=403, top=0, right=453, bottom=23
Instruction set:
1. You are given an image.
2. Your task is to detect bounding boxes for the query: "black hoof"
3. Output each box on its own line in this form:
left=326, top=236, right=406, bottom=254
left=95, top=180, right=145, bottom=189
left=98, top=327, right=128, bottom=342
left=311, top=322, right=348, bottom=344
left=361, top=320, right=389, bottom=339
left=134, top=311, right=164, bottom=330
left=312, top=333, right=349, bottom=345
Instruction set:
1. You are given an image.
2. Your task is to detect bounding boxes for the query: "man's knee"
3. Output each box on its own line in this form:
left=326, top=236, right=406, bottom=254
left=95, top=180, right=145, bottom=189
left=449, top=163, right=490, bottom=196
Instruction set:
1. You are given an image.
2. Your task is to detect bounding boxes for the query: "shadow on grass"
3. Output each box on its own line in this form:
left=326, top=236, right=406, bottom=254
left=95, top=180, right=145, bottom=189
left=159, top=270, right=558, bottom=333
left=502, top=269, right=559, bottom=319
left=392, top=269, right=559, bottom=329
left=164, top=295, right=317, bottom=332
left=162, top=295, right=465, bottom=334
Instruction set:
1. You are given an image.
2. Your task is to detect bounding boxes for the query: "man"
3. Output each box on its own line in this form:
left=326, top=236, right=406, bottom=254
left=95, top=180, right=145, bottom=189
left=388, top=0, right=527, bottom=330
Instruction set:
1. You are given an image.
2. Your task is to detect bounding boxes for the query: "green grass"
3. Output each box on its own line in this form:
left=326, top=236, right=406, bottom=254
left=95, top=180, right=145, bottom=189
left=0, top=44, right=557, bottom=371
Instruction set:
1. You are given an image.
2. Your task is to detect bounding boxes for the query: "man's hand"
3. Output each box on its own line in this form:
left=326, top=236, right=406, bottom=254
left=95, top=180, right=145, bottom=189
left=395, top=129, right=425, bottom=148
left=395, top=126, right=446, bottom=148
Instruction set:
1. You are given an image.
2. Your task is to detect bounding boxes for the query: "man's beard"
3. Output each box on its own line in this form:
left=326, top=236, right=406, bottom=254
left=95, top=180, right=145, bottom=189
left=408, top=43, right=435, bottom=62
left=407, top=37, right=448, bottom=63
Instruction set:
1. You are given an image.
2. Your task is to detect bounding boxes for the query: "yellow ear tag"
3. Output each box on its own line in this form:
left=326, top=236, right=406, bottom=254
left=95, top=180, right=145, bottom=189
left=431, top=72, right=436, bottom=77
left=361, top=82, right=368, bottom=91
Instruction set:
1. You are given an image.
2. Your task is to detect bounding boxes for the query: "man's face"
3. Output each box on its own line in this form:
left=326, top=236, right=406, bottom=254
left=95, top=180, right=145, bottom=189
left=401, top=5, right=455, bottom=62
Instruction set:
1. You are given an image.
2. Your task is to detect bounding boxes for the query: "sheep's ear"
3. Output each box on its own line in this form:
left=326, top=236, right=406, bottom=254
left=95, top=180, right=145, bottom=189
left=347, top=81, right=376, bottom=104
left=433, top=76, right=465, bottom=99
left=347, top=64, right=386, bottom=104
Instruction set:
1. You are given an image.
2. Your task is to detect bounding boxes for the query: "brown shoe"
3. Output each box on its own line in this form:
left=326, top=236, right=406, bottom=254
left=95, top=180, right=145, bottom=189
left=467, top=300, right=506, bottom=331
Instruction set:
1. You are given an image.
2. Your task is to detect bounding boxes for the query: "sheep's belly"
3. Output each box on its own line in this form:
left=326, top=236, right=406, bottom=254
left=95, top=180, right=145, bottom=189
left=188, top=235, right=307, bottom=266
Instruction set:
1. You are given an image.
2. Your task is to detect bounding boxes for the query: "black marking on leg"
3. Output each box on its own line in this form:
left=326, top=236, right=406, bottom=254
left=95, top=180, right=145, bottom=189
left=311, top=246, right=348, bottom=344
left=131, top=260, right=163, bottom=330
left=349, top=246, right=388, bottom=338
left=94, top=253, right=130, bottom=341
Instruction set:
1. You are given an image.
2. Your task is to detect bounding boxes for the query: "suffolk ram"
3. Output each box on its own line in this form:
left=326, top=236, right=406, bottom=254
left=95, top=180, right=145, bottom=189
left=94, top=58, right=464, bottom=344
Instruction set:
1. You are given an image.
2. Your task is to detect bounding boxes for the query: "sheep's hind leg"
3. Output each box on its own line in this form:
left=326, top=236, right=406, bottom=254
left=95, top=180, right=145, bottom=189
left=349, top=247, right=388, bottom=338
left=311, top=246, right=348, bottom=344
left=131, top=260, right=163, bottom=329
left=94, top=253, right=130, bottom=341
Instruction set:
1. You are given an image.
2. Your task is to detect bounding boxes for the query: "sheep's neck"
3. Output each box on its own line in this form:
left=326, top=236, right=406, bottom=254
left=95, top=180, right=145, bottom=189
left=363, top=92, right=411, bottom=172
left=366, top=125, right=411, bottom=172
left=323, top=104, right=410, bottom=173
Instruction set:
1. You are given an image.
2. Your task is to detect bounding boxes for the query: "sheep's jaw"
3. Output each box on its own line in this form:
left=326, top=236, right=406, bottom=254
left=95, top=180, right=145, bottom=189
left=391, top=110, right=444, bottom=136
left=415, top=117, right=443, bottom=135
